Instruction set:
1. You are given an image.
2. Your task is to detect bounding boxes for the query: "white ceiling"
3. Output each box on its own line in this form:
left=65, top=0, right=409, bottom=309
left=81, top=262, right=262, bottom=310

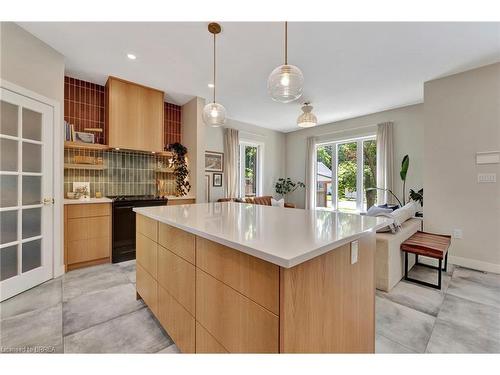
left=18, top=22, right=500, bottom=132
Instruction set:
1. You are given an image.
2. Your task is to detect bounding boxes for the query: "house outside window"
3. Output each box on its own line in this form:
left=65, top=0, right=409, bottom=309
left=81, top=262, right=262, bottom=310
left=315, top=136, right=376, bottom=212
left=239, top=140, right=263, bottom=198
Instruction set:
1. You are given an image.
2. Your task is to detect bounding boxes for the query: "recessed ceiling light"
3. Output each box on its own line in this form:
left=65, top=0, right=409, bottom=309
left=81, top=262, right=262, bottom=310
left=127, top=53, right=136, bottom=60
left=208, top=83, right=215, bottom=88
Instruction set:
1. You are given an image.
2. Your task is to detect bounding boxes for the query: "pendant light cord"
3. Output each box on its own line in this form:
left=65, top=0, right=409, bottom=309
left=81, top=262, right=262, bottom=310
left=284, top=21, right=288, bottom=65
left=213, top=32, right=216, bottom=103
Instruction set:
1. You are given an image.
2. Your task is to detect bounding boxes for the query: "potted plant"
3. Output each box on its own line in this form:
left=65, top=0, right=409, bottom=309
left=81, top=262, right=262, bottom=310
left=275, top=178, right=305, bottom=200
left=400, top=154, right=409, bottom=205
left=166, top=143, right=191, bottom=197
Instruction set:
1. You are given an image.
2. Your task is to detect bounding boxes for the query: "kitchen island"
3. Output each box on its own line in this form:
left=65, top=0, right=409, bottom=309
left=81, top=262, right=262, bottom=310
left=133, top=202, right=390, bottom=353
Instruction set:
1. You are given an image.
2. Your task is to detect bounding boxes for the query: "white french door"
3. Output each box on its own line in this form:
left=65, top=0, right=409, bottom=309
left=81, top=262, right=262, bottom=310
left=0, top=88, right=54, bottom=301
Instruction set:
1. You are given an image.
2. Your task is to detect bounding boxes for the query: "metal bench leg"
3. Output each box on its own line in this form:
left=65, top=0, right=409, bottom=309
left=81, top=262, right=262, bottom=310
left=438, top=259, right=442, bottom=289
left=415, top=254, right=419, bottom=265
left=404, top=251, right=408, bottom=280
left=443, top=253, right=448, bottom=272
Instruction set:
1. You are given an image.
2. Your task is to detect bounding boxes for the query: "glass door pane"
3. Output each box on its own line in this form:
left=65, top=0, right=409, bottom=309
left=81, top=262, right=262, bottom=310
left=316, top=145, right=333, bottom=208
left=337, top=142, right=358, bottom=212
left=244, top=145, right=258, bottom=197
left=1, top=100, right=18, bottom=136
left=363, top=139, right=377, bottom=210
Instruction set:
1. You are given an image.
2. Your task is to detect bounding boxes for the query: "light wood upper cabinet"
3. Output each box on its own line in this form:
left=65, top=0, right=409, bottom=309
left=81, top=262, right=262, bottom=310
left=106, top=76, right=164, bottom=152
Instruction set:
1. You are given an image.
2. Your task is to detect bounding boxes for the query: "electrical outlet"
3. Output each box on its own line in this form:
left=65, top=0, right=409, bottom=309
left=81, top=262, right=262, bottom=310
left=351, top=240, right=359, bottom=264
left=478, top=173, right=496, bottom=183
left=453, top=229, right=463, bottom=239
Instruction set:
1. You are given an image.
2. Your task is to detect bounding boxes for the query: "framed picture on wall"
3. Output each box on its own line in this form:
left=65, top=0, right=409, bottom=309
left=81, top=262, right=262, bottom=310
left=204, top=175, right=210, bottom=202
left=213, top=173, right=223, bottom=187
left=205, top=151, right=224, bottom=172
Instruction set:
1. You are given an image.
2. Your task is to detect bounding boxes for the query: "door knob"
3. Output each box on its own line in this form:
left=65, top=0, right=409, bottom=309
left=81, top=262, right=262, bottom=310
left=42, top=198, right=54, bottom=205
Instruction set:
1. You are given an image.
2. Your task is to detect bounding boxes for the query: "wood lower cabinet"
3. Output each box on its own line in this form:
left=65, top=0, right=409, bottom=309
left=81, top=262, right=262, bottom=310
left=64, top=203, right=111, bottom=271
left=167, top=198, right=196, bottom=206
left=136, top=213, right=376, bottom=353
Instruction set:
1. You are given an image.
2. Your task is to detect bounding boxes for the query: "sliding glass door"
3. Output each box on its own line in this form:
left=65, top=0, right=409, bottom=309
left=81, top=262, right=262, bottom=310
left=315, top=136, right=376, bottom=212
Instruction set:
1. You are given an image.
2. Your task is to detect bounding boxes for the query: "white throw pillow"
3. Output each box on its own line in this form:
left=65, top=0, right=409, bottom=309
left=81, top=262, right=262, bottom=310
left=271, top=198, right=285, bottom=207
left=391, top=202, right=417, bottom=228
left=366, top=206, right=393, bottom=216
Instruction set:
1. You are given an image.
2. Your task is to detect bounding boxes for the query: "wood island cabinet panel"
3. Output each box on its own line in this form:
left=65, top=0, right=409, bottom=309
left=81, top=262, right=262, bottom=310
left=196, top=237, right=279, bottom=315
left=136, top=263, right=158, bottom=317
left=136, top=214, right=158, bottom=242
left=196, top=269, right=279, bottom=353
left=136, top=232, right=158, bottom=279
left=196, top=322, right=228, bottom=353
left=158, top=223, right=195, bottom=264
left=158, top=285, right=195, bottom=353
left=106, top=76, right=163, bottom=152
left=279, top=233, right=375, bottom=353
left=157, top=245, right=195, bottom=315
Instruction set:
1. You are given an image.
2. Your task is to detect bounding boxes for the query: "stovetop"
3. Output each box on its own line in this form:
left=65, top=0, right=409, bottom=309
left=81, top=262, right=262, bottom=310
left=108, top=195, right=168, bottom=202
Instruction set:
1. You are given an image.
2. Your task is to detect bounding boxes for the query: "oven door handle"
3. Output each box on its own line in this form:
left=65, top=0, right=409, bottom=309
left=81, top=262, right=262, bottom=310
left=114, top=205, right=135, bottom=210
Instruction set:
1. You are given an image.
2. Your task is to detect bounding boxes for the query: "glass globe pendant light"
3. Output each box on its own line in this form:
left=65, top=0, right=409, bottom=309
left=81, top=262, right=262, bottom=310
left=267, top=21, right=304, bottom=103
left=297, top=103, right=317, bottom=128
left=202, top=23, right=227, bottom=127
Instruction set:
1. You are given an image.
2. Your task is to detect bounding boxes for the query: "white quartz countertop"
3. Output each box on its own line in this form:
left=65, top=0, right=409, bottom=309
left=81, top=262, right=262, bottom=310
left=64, top=197, right=113, bottom=205
left=166, top=196, right=196, bottom=200
left=134, top=202, right=392, bottom=268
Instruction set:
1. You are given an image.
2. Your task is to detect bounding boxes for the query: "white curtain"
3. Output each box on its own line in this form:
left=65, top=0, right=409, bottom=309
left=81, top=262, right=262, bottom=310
left=376, top=122, right=394, bottom=205
left=224, top=128, right=239, bottom=198
left=305, top=136, right=317, bottom=209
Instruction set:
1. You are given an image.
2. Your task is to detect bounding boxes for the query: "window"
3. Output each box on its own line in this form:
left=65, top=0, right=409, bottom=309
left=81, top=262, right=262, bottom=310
left=315, top=136, right=376, bottom=212
left=239, top=141, right=263, bottom=197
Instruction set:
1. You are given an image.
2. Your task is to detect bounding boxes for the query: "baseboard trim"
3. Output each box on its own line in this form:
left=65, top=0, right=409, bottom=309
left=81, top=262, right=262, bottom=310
left=449, top=256, right=500, bottom=274
left=412, top=254, right=500, bottom=274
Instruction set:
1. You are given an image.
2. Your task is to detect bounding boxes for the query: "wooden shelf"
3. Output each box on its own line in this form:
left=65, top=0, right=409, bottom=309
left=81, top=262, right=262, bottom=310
left=157, top=151, right=174, bottom=158
left=154, top=168, right=175, bottom=173
left=64, top=163, right=107, bottom=170
left=64, top=141, right=109, bottom=151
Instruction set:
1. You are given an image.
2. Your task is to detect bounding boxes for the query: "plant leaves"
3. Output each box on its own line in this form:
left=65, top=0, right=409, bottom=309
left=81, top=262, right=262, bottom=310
left=400, top=155, right=409, bottom=181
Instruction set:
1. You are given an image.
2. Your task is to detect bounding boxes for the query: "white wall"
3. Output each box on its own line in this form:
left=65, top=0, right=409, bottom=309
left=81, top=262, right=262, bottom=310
left=1, top=22, right=65, bottom=276
left=205, top=118, right=286, bottom=202
left=424, top=63, right=500, bottom=272
left=181, top=97, right=206, bottom=202
left=285, top=104, right=424, bottom=208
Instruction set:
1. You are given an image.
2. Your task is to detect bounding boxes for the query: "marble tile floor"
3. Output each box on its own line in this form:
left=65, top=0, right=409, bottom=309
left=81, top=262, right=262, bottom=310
left=0, top=260, right=177, bottom=354
left=1, top=260, right=499, bottom=354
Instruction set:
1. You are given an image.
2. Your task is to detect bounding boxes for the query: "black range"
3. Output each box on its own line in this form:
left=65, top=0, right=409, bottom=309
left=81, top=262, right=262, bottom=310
left=109, top=195, right=168, bottom=263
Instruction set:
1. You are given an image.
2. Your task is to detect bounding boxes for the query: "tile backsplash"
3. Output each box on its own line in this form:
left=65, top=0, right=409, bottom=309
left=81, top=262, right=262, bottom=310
left=64, top=148, right=176, bottom=197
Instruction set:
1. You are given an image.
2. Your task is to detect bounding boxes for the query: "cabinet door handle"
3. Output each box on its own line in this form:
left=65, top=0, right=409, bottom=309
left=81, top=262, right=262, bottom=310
left=42, top=198, right=55, bottom=205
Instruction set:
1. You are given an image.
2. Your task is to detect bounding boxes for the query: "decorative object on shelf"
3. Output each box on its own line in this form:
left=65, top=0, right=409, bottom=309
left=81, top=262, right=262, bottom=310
left=166, top=142, right=191, bottom=196
left=202, top=22, right=226, bottom=127
left=73, top=182, right=90, bottom=200
left=400, top=154, right=409, bottom=204
left=205, top=151, right=224, bottom=172
left=74, top=131, right=95, bottom=144
left=95, top=191, right=102, bottom=198
left=409, top=188, right=423, bottom=207
left=73, top=155, right=96, bottom=165
left=267, top=21, right=304, bottom=103
left=213, top=173, right=223, bottom=187
left=365, top=187, right=403, bottom=208
left=275, top=177, right=305, bottom=199
left=297, top=102, right=317, bottom=128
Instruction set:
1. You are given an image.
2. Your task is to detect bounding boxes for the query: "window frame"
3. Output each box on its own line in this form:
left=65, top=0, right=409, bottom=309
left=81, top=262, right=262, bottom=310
left=238, top=140, right=264, bottom=198
left=315, top=135, right=376, bottom=212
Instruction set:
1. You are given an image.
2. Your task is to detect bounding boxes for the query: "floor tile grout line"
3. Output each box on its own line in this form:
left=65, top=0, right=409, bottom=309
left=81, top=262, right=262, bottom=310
left=377, top=332, right=418, bottom=353
left=62, top=306, right=148, bottom=341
